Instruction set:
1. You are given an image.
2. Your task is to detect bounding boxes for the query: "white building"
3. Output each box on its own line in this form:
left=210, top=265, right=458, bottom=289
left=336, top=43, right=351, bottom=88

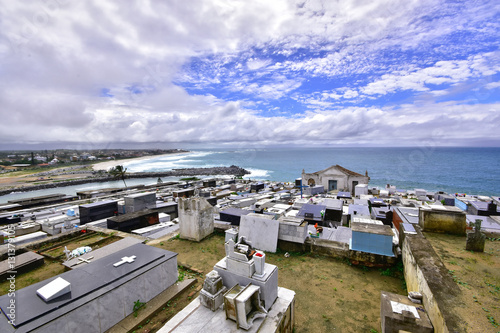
left=302, top=165, right=369, bottom=193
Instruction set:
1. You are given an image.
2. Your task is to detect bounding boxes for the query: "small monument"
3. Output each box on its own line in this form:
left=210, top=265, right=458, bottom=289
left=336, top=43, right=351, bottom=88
left=465, top=219, right=486, bottom=252
left=200, top=270, right=227, bottom=311
left=178, top=196, right=214, bottom=242
left=214, top=237, right=278, bottom=310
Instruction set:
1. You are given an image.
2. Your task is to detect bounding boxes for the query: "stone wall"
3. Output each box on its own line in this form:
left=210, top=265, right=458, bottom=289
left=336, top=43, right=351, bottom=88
left=402, top=229, right=466, bottom=332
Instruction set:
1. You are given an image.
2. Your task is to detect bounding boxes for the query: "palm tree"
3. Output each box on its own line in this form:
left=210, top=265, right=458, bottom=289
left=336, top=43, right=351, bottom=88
left=108, top=165, right=128, bottom=187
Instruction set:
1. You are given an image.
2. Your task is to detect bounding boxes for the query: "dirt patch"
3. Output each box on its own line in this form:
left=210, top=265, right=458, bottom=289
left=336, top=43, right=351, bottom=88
left=150, top=232, right=406, bottom=332
left=425, top=232, right=500, bottom=332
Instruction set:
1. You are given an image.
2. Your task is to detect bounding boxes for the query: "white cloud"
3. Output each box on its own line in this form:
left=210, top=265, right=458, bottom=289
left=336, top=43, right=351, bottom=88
left=0, top=0, right=498, bottom=147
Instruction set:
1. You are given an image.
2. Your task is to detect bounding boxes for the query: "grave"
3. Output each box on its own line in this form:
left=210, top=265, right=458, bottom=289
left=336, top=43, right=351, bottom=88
left=62, top=236, right=144, bottom=270
left=419, top=206, right=466, bottom=235
left=465, top=219, right=486, bottom=252
left=323, top=199, right=343, bottom=224
left=380, top=291, right=433, bottom=333
left=178, top=197, right=214, bottom=242
left=40, top=216, right=79, bottom=235
left=85, top=218, right=108, bottom=229
left=79, top=200, right=118, bottom=225
left=214, top=238, right=278, bottom=311
left=199, top=270, right=227, bottom=311
left=350, top=222, right=395, bottom=257
left=250, top=182, right=265, bottom=192
left=354, top=183, right=368, bottom=197
left=203, top=179, right=217, bottom=188
left=369, top=197, right=387, bottom=208
left=0, top=223, right=41, bottom=237
left=132, top=222, right=177, bottom=239
left=467, top=215, right=500, bottom=236
left=160, top=239, right=294, bottom=333
left=9, top=231, right=48, bottom=246
left=173, top=188, right=195, bottom=198
left=124, top=192, right=156, bottom=213
left=304, top=185, right=324, bottom=196
left=371, top=207, right=393, bottom=226
left=107, top=209, right=159, bottom=233
left=0, top=243, right=178, bottom=333
left=297, top=204, right=326, bottom=225
left=348, top=204, right=371, bottom=221
left=336, top=191, right=352, bottom=200
left=219, top=208, right=252, bottom=226
left=392, top=207, right=419, bottom=233
left=152, top=201, right=178, bottom=219
left=239, top=213, right=279, bottom=253
left=0, top=252, right=44, bottom=281
left=468, top=200, right=499, bottom=216
left=278, top=217, right=308, bottom=244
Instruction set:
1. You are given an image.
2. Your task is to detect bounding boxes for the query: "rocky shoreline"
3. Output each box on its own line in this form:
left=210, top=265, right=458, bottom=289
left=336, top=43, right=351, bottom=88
left=0, top=165, right=249, bottom=197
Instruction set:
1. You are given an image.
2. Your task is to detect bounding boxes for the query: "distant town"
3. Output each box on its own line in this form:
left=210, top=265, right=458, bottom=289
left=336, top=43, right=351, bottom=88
left=0, top=149, right=188, bottom=172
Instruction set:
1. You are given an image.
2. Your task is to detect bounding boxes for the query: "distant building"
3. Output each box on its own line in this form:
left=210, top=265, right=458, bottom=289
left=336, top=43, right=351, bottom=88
left=302, top=165, right=369, bottom=193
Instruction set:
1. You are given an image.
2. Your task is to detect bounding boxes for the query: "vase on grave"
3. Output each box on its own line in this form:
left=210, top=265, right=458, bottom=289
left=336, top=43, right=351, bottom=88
left=254, top=251, right=265, bottom=275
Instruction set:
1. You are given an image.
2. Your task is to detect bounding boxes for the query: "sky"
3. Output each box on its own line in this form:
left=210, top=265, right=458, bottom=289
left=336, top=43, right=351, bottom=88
left=1, top=0, right=499, bottom=149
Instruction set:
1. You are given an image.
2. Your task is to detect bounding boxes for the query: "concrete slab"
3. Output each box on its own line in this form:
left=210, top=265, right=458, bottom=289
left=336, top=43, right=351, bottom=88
left=239, top=213, right=279, bottom=253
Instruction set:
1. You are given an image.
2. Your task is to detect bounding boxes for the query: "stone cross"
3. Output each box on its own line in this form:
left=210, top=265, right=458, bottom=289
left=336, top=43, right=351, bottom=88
left=113, top=255, right=137, bottom=267
left=77, top=256, right=94, bottom=264
left=63, top=246, right=72, bottom=261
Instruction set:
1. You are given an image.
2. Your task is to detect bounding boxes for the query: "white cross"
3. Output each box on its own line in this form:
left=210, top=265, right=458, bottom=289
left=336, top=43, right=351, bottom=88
left=63, top=246, right=72, bottom=261
left=76, top=256, right=94, bottom=265
left=113, top=255, right=137, bottom=267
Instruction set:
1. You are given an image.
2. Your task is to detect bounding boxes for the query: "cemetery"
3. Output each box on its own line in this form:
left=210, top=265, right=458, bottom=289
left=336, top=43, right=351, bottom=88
left=0, top=166, right=499, bottom=332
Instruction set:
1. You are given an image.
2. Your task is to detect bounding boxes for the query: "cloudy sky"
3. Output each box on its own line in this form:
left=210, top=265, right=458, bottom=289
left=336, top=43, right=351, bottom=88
left=1, top=0, right=499, bottom=149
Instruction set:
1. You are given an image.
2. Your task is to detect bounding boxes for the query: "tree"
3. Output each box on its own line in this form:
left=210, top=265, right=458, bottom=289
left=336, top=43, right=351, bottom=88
left=108, top=165, right=128, bottom=187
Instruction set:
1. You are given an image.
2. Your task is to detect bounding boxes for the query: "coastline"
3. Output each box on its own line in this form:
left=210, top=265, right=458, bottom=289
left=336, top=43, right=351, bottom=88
left=92, top=151, right=190, bottom=171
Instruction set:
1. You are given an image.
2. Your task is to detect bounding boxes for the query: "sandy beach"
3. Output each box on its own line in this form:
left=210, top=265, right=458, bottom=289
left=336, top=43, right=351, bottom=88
left=92, top=151, right=190, bottom=171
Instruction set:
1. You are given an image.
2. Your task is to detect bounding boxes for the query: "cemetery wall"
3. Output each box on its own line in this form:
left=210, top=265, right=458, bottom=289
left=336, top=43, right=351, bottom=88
left=402, top=232, right=466, bottom=333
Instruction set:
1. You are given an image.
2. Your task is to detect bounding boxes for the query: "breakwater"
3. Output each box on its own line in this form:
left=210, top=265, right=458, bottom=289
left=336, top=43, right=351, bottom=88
left=0, top=165, right=249, bottom=197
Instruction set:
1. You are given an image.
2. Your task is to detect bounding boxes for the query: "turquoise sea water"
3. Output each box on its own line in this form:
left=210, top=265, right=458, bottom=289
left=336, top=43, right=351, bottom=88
left=1, top=147, right=499, bottom=203
left=124, top=147, right=500, bottom=196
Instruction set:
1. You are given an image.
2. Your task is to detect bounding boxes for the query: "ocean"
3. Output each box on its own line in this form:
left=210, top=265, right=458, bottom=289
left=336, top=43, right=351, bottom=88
left=124, top=147, right=500, bottom=196
left=1, top=147, right=499, bottom=203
